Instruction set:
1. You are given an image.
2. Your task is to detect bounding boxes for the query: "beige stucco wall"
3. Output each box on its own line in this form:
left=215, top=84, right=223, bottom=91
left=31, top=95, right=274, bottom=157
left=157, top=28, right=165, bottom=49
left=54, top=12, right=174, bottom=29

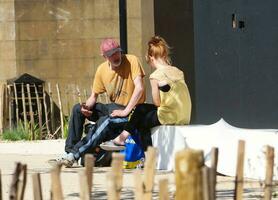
left=0, top=0, right=154, bottom=115
left=127, top=0, right=154, bottom=102
left=0, top=0, right=17, bottom=82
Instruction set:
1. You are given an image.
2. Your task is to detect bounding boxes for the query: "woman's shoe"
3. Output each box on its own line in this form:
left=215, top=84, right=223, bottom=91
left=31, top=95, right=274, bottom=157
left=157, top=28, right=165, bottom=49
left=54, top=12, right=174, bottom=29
left=100, top=140, right=125, bottom=151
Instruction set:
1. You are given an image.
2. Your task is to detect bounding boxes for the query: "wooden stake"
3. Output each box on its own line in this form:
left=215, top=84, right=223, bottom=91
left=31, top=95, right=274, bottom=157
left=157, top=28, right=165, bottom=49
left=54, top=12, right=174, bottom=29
left=107, top=172, right=117, bottom=200
left=83, top=89, right=88, bottom=100
left=79, top=169, right=90, bottom=200
left=34, top=85, right=42, bottom=139
left=7, top=85, right=12, bottom=130
left=107, top=153, right=124, bottom=200
left=27, top=84, right=35, bottom=140
left=234, top=140, right=245, bottom=200
left=0, top=169, right=2, bottom=200
left=202, top=166, right=210, bottom=200
left=13, top=83, right=19, bottom=126
left=42, top=85, right=50, bottom=135
left=142, top=147, right=157, bottom=200
left=48, top=83, right=55, bottom=134
left=10, top=163, right=21, bottom=200
left=76, top=86, right=82, bottom=104
left=56, top=83, right=64, bottom=138
left=264, top=145, right=274, bottom=200
left=134, top=170, right=143, bottom=200
left=159, top=179, right=169, bottom=200
left=175, top=149, right=204, bottom=200
left=112, top=153, right=124, bottom=190
left=210, top=147, right=219, bottom=200
left=9, top=163, right=27, bottom=200
left=50, top=164, right=63, bottom=200
left=32, top=173, right=43, bottom=200
left=21, top=84, right=28, bottom=132
left=0, top=84, right=5, bottom=134
left=65, top=88, right=70, bottom=117
left=85, top=154, right=94, bottom=196
left=17, top=164, right=27, bottom=200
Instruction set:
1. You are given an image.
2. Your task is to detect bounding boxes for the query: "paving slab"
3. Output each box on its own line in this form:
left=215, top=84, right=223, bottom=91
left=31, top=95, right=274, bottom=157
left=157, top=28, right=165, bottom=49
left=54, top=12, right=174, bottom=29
left=0, top=140, right=277, bottom=199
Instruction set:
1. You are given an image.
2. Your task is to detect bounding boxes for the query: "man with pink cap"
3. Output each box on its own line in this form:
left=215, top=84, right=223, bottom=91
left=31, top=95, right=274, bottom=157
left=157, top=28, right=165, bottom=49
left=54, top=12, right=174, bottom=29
left=50, top=38, right=145, bottom=167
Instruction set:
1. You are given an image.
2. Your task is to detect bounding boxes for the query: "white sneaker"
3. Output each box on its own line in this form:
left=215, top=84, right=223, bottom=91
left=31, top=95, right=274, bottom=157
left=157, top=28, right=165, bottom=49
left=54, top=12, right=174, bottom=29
left=48, top=153, right=76, bottom=168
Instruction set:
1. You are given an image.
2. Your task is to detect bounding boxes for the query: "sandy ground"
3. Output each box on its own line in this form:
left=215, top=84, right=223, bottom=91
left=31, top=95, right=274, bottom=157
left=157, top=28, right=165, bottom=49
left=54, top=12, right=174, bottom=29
left=0, top=140, right=277, bottom=199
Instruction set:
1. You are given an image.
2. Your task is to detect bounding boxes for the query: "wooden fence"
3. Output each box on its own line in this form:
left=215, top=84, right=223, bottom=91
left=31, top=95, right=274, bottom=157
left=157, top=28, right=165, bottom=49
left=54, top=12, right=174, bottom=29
left=0, top=83, right=108, bottom=139
left=0, top=143, right=276, bottom=200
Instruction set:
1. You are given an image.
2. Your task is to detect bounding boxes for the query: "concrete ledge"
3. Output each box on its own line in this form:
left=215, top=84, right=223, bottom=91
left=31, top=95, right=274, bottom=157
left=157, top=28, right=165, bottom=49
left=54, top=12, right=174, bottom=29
left=0, top=139, right=65, bottom=155
left=151, top=119, right=278, bottom=180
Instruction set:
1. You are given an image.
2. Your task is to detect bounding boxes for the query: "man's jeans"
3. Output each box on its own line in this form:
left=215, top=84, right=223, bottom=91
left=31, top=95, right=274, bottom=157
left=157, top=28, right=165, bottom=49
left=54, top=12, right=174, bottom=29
left=65, top=103, right=126, bottom=158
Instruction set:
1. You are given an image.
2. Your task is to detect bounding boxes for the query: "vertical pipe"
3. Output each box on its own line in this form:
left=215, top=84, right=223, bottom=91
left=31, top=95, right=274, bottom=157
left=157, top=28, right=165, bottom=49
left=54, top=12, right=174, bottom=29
left=119, top=0, right=128, bottom=54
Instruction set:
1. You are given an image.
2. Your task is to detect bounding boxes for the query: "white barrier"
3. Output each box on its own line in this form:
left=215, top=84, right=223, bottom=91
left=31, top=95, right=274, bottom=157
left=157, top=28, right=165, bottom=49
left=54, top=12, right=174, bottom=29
left=151, top=118, right=278, bottom=180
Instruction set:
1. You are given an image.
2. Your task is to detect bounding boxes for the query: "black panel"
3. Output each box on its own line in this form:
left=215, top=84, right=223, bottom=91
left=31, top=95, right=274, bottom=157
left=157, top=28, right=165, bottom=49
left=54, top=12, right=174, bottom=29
left=154, top=0, right=195, bottom=122
left=194, top=0, right=278, bottom=128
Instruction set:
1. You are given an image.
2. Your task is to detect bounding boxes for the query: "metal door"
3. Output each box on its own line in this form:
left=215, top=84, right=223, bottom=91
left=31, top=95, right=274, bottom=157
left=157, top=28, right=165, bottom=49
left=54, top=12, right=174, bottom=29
left=194, top=0, right=278, bottom=128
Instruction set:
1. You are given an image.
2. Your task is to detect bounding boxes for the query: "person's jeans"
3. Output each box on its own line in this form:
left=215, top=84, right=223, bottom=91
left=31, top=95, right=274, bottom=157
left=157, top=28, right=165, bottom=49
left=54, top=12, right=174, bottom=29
left=65, top=102, right=125, bottom=154
left=72, top=116, right=128, bottom=160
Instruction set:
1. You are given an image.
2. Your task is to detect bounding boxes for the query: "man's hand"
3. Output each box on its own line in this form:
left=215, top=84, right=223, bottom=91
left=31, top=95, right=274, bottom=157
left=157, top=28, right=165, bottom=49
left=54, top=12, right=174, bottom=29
left=80, top=103, right=93, bottom=117
left=110, top=109, right=129, bottom=118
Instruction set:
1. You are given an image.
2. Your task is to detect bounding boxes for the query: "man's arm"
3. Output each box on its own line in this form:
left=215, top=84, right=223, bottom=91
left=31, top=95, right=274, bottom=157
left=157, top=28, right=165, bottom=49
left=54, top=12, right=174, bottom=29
left=111, top=75, right=144, bottom=117
left=81, top=92, right=98, bottom=117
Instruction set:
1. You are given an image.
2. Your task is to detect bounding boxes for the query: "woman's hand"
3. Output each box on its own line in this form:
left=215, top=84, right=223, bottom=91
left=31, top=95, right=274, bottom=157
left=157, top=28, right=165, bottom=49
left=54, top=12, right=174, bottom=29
left=110, top=109, right=129, bottom=118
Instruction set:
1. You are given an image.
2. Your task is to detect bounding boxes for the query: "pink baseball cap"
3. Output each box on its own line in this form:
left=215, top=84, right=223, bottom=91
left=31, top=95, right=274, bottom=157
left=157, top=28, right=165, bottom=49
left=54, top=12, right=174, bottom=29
left=100, top=38, right=122, bottom=57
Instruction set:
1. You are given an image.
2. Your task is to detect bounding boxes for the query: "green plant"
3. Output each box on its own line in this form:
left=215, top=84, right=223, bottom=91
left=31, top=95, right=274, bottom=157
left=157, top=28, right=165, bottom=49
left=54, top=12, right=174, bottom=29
left=1, top=121, right=29, bottom=141
left=1, top=120, right=44, bottom=141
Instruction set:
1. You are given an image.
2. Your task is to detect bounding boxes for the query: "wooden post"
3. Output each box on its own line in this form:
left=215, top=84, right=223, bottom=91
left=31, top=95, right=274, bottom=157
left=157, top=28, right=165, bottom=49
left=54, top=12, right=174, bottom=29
left=0, top=84, right=5, bottom=134
left=85, top=154, right=94, bottom=196
left=142, top=147, right=157, bottom=200
left=56, top=83, right=64, bottom=138
left=21, top=84, right=27, bottom=131
left=175, top=149, right=204, bottom=200
left=159, top=179, right=169, bottom=200
left=76, top=86, right=82, bottom=104
left=83, top=89, right=88, bottom=100
left=65, top=88, right=70, bottom=117
left=0, top=169, right=2, bottom=200
left=79, top=169, right=90, bottom=200
left=7, top=85, right=12, bottom=130
left=27, top=84, right=35, bottom=140
left=50, top=164, right=63, bottom=200
left=134, top=170, right=143, bottom=200
left=107, top=172, right=117, bottom=200
left=34, top=85, right=43, bottom=139
left=42, top=85, right=50, bottom=135
left=234, top=140, right=245, bottom=200
left=264, top=145, right=274, bottom=200
left=48, top=83, right=55, bottom=134
left=107, top=153, right=124, bottom=200
left=210, top=147, right=219, bottom=200
left=32, top=173, right=43, bottom=200
left=10, top=163, right=21, bottom=200
left=17, top=164, right=27, bottom=200
left=202, top=166, right=210, bottom=200
left=13, top=83, right=19, bottom=126
left=9, top=163, right=27, bottom=200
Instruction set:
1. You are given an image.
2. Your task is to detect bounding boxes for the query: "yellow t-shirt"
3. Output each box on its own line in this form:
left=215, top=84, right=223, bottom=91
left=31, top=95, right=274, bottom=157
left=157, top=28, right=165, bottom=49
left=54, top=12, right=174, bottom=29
left=92, top=54, right=146, bottom=106
left=150, top=65, right=191, bottom=125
